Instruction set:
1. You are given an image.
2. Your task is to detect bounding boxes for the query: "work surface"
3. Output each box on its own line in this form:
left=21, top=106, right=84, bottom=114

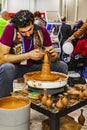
left=13, top=80, right=87, bottom=130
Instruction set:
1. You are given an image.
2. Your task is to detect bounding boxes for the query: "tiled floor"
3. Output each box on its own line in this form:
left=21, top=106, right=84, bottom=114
left=30, top=109, right=47, bottom=130
left=13, top=75, right=87, bottom=130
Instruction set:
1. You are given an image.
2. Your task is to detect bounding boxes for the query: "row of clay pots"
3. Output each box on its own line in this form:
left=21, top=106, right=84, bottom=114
left=68, top=84, right=87, bottom=100
left=41, top=87, right=86, bottom=126
left=41, top=89, right=53, bottom=109
left=41, top=84, right=87, bottom=110
left=56, top=93, right=69, bottom=110
left=41, top=89, right=69, bottom=109
left=74, top=84, right=87, bottom=98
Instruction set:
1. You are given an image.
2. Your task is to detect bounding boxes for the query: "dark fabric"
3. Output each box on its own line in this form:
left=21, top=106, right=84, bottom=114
left=55, top=22, right=72, bottom=47
left=55, top=22, right=72, bottom=59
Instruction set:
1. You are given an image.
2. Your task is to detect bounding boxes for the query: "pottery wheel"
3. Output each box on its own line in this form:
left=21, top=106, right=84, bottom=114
left=24, top=52, right=67, bottom=81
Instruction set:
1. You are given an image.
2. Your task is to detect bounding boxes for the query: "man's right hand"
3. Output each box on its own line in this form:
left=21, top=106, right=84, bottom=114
left=28, top=49, right=45, bottom=61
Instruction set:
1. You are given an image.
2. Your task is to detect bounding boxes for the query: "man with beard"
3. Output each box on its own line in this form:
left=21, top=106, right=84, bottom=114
left=0, top=10, right=68, bottom=97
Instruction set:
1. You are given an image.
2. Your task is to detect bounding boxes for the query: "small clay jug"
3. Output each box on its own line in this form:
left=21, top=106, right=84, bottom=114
left=62, top=93, right=68, bottom=107
left=56, top=94, right=64, bottom=110
left=78, top=88, right=84, bottom=99
left=74, top=84, right=83, bottom=91
left=83, top=84, right=87, bottom=97
left=46, top=95, right=53, bottom=109
left=78, top=109, right=85, bottom=126
left=41, top=88, right=48, bottom=106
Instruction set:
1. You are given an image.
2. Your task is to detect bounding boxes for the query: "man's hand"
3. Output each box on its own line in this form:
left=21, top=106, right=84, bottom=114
left=66, top=35, right=75, bottom=43
left=28, top=49, right=45, bottom=61
left=45, top=46, right=58, bottom=61
left=17, top=32, right=22, bottom=41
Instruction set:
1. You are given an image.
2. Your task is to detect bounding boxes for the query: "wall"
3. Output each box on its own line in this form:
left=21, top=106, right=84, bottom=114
left=66, top=0, right=76, bottom=21
left=35, top=0, right=87, bottom=22
left=1, top=0, right=87, bottom=22
left=29, top=0, right=36, bottom=12
left=78, top=0, right=87, bottom=21
left=35, top=0, right=59, bottom=12
left=7, top=0, right=30, bottom=13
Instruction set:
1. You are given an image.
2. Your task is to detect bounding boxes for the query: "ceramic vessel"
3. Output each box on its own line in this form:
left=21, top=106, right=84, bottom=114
left=78, top=90, right=84, bottom=99
left=46, top=95, right=53, bottom=109
left=41, top=89, right=48, bottom=106
left=56, top=94, right=64, bottom=110
left=74, top=84, right=83, bottom=91
left=78, top=109, right=85, bottom=126
left=83, top=84, right=87, bottom=97
left=62, top=93, right=68, bottom=107
left=68, top=88, right=79, bottom=99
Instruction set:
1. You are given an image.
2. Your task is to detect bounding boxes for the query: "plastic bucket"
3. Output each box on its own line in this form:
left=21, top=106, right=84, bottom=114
left=0, top=96, right=31, bottom=130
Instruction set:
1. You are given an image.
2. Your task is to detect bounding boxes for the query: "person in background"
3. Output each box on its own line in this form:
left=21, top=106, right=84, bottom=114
left=0, top=10, right=9, bottom=36
left=0, top=10, right=68, bottom=98
left=34, top=11, right=47, bottom=27
left=56, top=16, right=72, bottom=48
left=66, top=20, right=87, bottom=57
left=67, top=19, right=87, bottom=42
left=71, top=19, right=86, bottom=47
left=54, top=16, right=72, bottom=59
left=72, top=19, right=84, bottom=33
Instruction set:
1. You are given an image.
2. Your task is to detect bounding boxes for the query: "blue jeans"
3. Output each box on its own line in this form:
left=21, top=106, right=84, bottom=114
left=0, top=61, right=68, bottom=97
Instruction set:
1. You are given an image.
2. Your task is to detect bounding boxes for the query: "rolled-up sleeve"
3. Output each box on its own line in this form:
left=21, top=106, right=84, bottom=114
left=73, top=21, right=87, bottom=38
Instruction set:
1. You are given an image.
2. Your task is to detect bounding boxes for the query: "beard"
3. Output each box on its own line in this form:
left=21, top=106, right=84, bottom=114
left=23, top=34, right=33, bottom=40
